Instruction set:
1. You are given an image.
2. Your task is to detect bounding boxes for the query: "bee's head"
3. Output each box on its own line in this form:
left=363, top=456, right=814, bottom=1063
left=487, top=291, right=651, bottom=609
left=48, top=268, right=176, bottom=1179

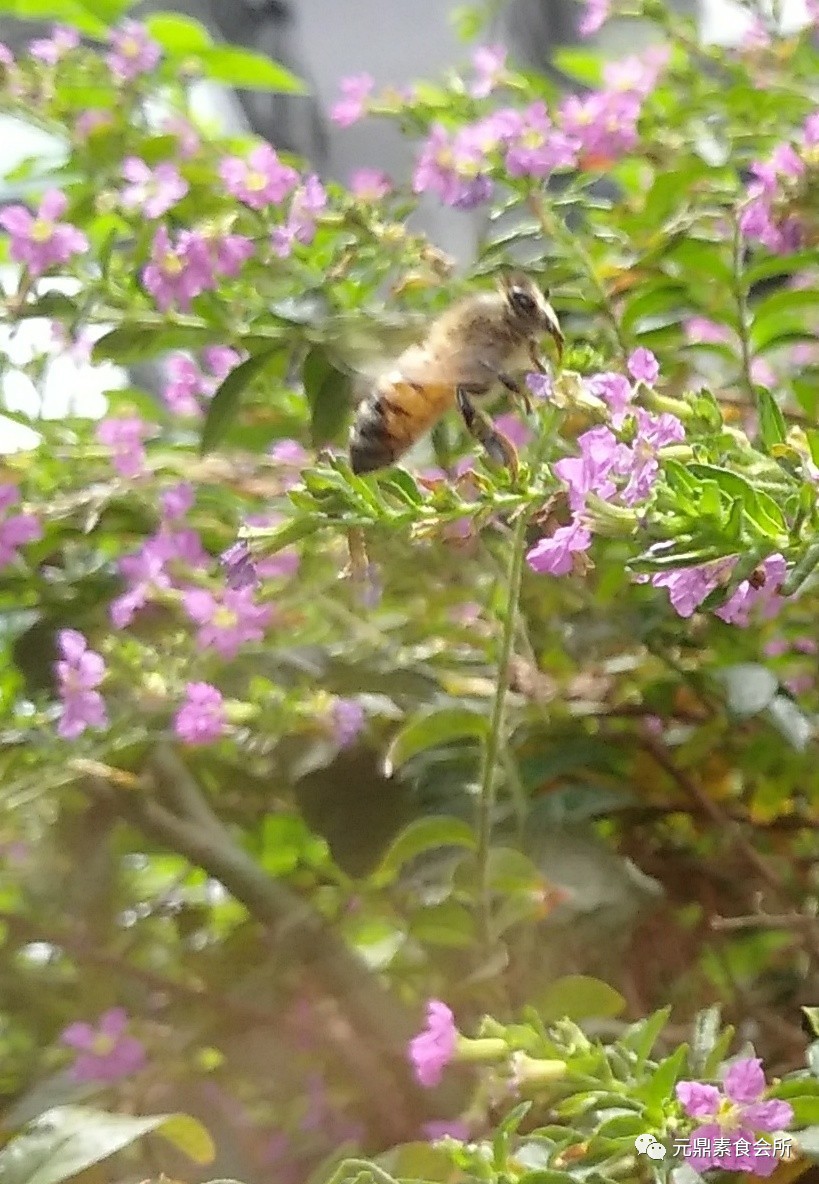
left=499, top=272, right=564, bottom=359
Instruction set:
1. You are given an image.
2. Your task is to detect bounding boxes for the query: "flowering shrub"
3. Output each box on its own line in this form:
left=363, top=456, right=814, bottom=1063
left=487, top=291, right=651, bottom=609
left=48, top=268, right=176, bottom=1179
left=3, top=0, right=819, bottom=1182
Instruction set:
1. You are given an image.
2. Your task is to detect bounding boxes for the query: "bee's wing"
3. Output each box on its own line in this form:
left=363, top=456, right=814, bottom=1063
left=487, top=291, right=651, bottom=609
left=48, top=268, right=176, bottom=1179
left=320, top=310, right=430, bottom=377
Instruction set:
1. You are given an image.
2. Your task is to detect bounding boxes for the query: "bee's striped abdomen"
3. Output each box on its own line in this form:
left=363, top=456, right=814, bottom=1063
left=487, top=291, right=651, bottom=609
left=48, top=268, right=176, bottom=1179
left=349, top=375, right=454, bottom=475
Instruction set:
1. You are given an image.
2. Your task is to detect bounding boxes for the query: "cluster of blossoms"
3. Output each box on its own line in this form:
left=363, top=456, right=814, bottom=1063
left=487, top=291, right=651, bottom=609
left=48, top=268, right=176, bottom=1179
left=161, top=346, right=241, bottom=417
left=740, top=110, right=819, bottom=252
left=649, top=552, right=788, bottom=625
left=527, top=348, right=685, bottom=577
left=675, top=1058, right=793, bottom=1176
left=96, top=416, right=155, bottom=479
left=0, top=485, right=41, bottom=568
left=174, top=682, right=226, bottom=745
left=55, top=629, right=108, bottom=739
left=142, top=224, right=254, bottom=312
left=60, top=1007, right=145, bottom=1083
left=330, top=46, right=666, bottom=210
left=219, top=140, right=327, bottom=257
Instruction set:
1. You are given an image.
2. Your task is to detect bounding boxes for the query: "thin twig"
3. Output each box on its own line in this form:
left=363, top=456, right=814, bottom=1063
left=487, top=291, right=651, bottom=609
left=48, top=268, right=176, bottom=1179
left=477, top=510, right=530, bottom=947
left=712, top=911, right=819, bottom=933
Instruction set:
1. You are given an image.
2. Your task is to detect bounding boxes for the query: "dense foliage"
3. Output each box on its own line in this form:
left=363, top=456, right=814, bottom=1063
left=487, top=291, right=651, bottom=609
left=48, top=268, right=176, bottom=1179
left=3, top=1, right=819, bottom=1182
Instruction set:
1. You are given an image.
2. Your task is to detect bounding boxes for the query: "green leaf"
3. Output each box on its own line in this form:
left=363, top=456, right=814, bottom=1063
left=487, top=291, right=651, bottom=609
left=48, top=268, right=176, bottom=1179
left=641, top=1044, right=689, bottom=1111
left=410, top=900, right=477, bottom=947
left=622, top=1006, right=671, bottom=1063
left=374, top=816, right=476, bottom=881
left=756, top=388, right=787, bottom=452
left=716, top=664, right=778, bottom=717
left=92, top=323, right=213, bottom=363
left=303, top=346, right=352, bottom=448
left=0, top=1106, right=214, bottom=1184
left=144, top=13, right=213, bottom=52
left=0, top=0, right=128, bottom=33
left=195, top=45, right=305, bottom=92
left=686, top=464, right=787, bottom=539
left=383, top=708, right=488, bottom=775
left=552, top=48, right=604, bottom=85
left=201, top=349, right=282, bottom=454
left=517, top=1171, right=575, bottom=1184
left=536, top=976, right=626, bottom=1023
left=690, top=1005, right=722, bottom=1075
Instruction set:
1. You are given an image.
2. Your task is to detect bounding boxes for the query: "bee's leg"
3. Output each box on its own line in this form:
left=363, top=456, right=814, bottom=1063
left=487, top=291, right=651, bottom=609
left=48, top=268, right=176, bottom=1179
left=528, top=342, right=548, bottom=373
left=456, top=386, right=519, bottom=477
left=477, top=359, right=534, bottom=415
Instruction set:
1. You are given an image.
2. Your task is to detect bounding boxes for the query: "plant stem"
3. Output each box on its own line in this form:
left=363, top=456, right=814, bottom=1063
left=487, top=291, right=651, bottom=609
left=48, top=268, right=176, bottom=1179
left=476, top=508, right=530, bottom=947
left=731, top=214, right=756, bottom=401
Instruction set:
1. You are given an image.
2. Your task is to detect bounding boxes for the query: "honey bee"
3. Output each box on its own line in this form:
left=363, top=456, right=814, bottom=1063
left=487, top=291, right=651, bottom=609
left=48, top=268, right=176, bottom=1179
left=348, top=273, right=564, bottom=476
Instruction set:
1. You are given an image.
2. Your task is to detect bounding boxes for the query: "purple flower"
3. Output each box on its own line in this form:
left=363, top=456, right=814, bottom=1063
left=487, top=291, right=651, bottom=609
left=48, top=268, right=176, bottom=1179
left=469, top=44, right=506, bottom=98
left=685, top=317, right=734, bottom=346
left=505, top=101, right=579, bottom=178
left=676, top=1057, right=793, bottom=1176
left=554, top=425, right=622, bottom=511
left=619, top=409, right=685, bottom=505
left=603, top=47, right=669, bottom=98
left=0, top=190, right=88, bottom=278
left=650, top=559, right=731, bottom=618
left=423, top=1119, right=469, bottom=1142
left=163, top=354, right=205, bottom=416
left=0, top=485, right=41, bottom=566
left=183, top=586, right=272, bottom=658
left=221, top=540, right=258, bottom=590
left=110, top=537, right=171, bottom=628
left=219, top=142, right=299, bottom=210
left=408, top=1000, right=457, bottom=1088
left=121, top=157, right=188, bottom=219
left=30, top=25, right=79, bottom=65
left=142, top=226, right=214, bottom=312
left=579, top=0, right=610, bottom=35
left=588, top=371, right=632, bottom=427
left=349, top=168, right=392, bottom=201
left=61, top=1008, right=145, bottom=1082
left=715, top=554, right=787, bottom=627
left=96, top=416, right=152, bottom=478
left=413, top=123, right=494, bottom=209
left=526, top=518, right=593, bottom=576
left=106, top=20, right=160, bottom=82
left=628, top=347, right=660, bottom=385
left=0, top=41, right=14, bottom=68
left=174, top=682, right=226, bottom=745
left=160, top=482, right=194, bottom=521
left=196, top=226, right=254, bottom=278
left=203, top=345, right=241, bottom=379
left=271, top=175, right=327, bottom=257
left=526, top=372, right=552, bottom=400
left=55, top=629, right=108, bottom=739
left=558, top=90, right=641, bottom=165
left=331, top=698, right=365, bottom=748
left=330, top=73, right=374, bottom=127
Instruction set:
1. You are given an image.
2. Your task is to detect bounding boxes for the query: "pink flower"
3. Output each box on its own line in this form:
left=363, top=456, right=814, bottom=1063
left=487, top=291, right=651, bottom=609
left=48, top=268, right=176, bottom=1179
left=203, top=345, right=240, bottom=379
left=494, top=412, right=532, bottom=450
left=526, top=518, right=593, bottom=576
left=110, top=539, right=171, bottom=629
left=183, top=586, right=272, bottom=658
left=61, top=1008, right=145, bottom=1082
left=219, top=142, right=298, bottom=210
left=469, top=44, right=507, bottom=98
left=163, top=354, right=204, bottom=416
left=142, top=226, right=215, bottom=312
left=30, top=25, right=79, bottom=65
left=331, top=698, right=364, bottom=747
left=0, top=189, right=88, bottom=278
left=628, top=347, right=660, bottom=385
left=587, top=372, right=632, bottom=427
left=174, top=682, right=226, bottom=745
left=106, top=20, right=160, bottom=82
left=408, top=1000, right=457, bottom=1088
left=650, top=559, right=731, bottom=618
left=558, top=90, right=641, bottom=164
left=0, top=485, right=41, bottom=567
left=55, top=629, right=108, bottom=739
left=579, top=0, right=610, bottom=35
left=162, top=114, right=200, bottom=157
left=750, top=357, right=776, bottom=389
left=221, top=540, right=258, bottom=590
left=413, top=123, right=494, bottom=210
left=271, top=175, right=327, bottom=257
left=526, top=372, right=552, bottom=400
left=0, top=41, right=15, bottom=68
left=330, top=73, right=374, bottom=127
left=676, top=1057, right=793, bottom=1176
left=554, top=425, right=622, bottom=511
left=619, top=409, right=685, bottom=504
left=121, top=157, right=188, bottom=219
left=423, top=1119, right=469, bottom=1141
left=160, top=482, right=194, bottom=521
left=349, top=168, right=392, bottom=201
left=505, top=101, right=579, bottom=178
left=603, top=47, right=669, bottom=97
left=715, top=554, right=787, bottom=627
left=96, top=416, right=152, bottom=478
left=685, top=317, right=734, bottom=346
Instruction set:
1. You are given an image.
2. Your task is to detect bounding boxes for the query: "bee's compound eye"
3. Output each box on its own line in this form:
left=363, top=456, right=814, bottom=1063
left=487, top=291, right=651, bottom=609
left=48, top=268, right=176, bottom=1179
left=510, top=287, right=536, bottom=316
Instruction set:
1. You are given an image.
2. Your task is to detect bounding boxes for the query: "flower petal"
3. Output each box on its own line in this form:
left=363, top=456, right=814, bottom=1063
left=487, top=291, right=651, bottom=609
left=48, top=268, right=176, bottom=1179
left=725, top=1057, right=765, bottom=1104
